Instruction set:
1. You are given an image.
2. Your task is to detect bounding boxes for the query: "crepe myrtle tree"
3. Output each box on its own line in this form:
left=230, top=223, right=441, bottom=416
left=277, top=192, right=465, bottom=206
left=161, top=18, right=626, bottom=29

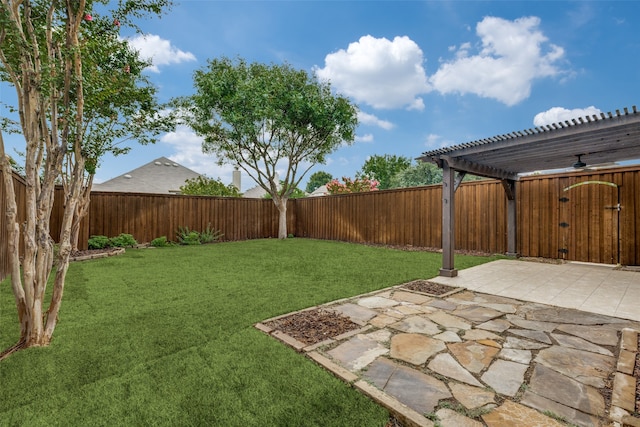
left=0, top=0, right=172, bottom=353
left=182, top=57, right=358, bottom=239
left=63, top=14, right=175, bottom=251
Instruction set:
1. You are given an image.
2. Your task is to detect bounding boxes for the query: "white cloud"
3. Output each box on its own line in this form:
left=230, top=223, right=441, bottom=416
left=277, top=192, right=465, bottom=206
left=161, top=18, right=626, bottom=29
left=160, top=126, right=239, bottom=186
left=425, top=133, right=454, bottom=149
left=533, top=106, right=602, bottom=127
left=355, top=133, right=374, bottom=143
left=430, top=16, right=565, bottom=106
left=127, top=34, right=196, bottom=73
left=358, top=111, right=394, bottom=130
left=315, top=35, right=430, bottom=110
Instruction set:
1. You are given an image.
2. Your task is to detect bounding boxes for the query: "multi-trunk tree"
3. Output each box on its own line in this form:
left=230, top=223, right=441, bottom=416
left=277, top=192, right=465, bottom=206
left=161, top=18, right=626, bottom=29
left=0, top=0, right=172, bottom=354
left=182, top=57, right=358, bottom=238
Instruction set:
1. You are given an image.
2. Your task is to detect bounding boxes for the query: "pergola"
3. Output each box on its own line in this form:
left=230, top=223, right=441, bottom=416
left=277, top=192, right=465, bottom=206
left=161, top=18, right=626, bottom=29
left=418, top=106, right=640, bottom=277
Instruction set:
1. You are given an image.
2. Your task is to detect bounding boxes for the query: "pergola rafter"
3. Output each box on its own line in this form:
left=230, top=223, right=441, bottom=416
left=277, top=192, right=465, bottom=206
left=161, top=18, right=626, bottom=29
left=418, top=105, right=640, bottom=277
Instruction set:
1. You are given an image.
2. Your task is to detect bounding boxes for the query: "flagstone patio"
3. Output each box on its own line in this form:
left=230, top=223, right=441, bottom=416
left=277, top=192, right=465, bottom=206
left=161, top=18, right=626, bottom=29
left=256, top=260, right=640, bottom=427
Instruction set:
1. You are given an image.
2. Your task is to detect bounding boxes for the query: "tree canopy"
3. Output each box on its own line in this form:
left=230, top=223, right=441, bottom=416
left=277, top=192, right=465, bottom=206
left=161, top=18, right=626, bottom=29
left=180, top=176, right=242, bottom=197
left=305, top=170, right=333, bottom=193
left=181, top=57, right=358, bottom=238
left=359, top=154, right=412, bottom=190
left=390, top=161, right=444, bottom=188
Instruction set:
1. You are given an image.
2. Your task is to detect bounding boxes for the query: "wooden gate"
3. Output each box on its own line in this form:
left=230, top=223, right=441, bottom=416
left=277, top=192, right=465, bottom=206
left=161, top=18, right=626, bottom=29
left=559, top=180, right=620, bottom=264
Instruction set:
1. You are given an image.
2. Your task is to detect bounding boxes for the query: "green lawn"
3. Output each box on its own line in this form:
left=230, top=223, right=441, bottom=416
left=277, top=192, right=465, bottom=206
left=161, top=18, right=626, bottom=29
left=0, top=239, right=501, bottom=426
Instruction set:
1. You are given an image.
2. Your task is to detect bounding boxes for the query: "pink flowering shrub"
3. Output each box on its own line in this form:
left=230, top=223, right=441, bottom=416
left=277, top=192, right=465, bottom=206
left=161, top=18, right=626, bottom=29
left=326, top=177, right=379, bottom=194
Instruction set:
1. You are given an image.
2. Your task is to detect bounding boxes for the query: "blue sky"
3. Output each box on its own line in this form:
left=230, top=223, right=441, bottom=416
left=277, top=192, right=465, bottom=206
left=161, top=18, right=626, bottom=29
left=2, top=1, right=639, bottom=191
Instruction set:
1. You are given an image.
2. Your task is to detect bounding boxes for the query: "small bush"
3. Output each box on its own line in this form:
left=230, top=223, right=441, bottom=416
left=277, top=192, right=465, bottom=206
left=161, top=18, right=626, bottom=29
left=177, top=225, right=223, bottom=245
left=177, top=227, right=201, bottom=245
left=200, top=224, right=224, bottom=244
left=150, top=236, right=171, bottom=247
left=88, top=235, right=110, bottom=249
left=109, top=233, right=138, bottom=248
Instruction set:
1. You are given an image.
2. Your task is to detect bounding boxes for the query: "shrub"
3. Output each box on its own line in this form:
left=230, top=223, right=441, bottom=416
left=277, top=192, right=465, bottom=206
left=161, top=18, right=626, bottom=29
left=199, top=224, right=224, bottom=244
left=109, top=233, right=137, bottom=248
left=150, top=236, right=171, bottom=247
left=177, top=227, right=201, bottom=245
left=88, top=235, right=110, bottom=249
left=326, top=177, right=379, bottom=194
left=177, top=225, right=223, bottom=245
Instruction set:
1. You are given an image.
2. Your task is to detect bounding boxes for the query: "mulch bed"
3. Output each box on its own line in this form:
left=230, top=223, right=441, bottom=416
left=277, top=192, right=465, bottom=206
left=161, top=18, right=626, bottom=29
left=263, top=309, right=361, bottom=346
left=401, top=280, right=459, bottom=296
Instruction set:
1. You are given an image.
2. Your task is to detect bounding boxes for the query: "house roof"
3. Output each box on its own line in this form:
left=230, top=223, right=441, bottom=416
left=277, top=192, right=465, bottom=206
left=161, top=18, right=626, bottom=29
left=418, top=106, right=640, bottom=180
left=309, top=184, right=329, bottom=197
left=93, top=157, right=202, bottom=194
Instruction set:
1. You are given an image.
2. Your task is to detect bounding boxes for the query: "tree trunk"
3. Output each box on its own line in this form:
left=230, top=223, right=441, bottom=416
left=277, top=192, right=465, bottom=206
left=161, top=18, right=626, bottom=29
left=70, top=175, right=93, bottom=251
left=273, top=196, right=288, bottom=239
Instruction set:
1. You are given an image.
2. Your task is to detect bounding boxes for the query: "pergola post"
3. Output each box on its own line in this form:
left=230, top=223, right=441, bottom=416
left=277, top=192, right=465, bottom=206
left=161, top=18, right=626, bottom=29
left=502, top=179, right=518, bottom=257
left=440, top=161, right=457, bottom=277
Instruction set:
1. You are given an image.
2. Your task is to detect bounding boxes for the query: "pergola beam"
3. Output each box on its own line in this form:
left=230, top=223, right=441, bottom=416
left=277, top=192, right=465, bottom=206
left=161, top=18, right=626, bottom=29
left=421, top=105, right=640, bottom=277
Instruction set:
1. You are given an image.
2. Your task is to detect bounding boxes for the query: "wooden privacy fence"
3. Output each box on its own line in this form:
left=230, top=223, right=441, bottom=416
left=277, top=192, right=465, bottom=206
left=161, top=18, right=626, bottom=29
left=2, top=165, right=640, bottom=281
left=293, top=180, right=508, bottom=254
left=87, top=191, right=284, bottom=245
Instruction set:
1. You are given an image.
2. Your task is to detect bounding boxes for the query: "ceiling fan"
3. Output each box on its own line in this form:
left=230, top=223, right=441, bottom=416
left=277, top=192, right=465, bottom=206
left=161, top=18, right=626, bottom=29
left=572, top=154, right=617, bottom=171
left=573, top=154, right=587, bottom=169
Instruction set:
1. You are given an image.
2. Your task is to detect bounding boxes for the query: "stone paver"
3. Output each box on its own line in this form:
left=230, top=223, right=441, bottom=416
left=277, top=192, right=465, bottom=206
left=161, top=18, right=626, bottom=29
left=332, top=303, right=378, bottom=323
left=390, top=333, right=445, bottom=365
left=462, top=328, right=503, bottom=342
left=326, top=335, right=388, bottom=371
left=611, top=372, right=636, bottom=412
left=259, top=262, right=640, bottom=427
left=391, top=290, right=432, bottom=305
left=509, top=328, right=552, bottom=344
left=427, top=311, right=472, bottom=330
left=482, top=400, right=565, bottom=427
left=520, top=390, right=602, bottom=427
left=448, top=341, right=499, bottom=374
left=363, top=358, right=451, bottom=415
left=535, top=345, right=614, bottom=388
left=503, top=336, right=549, bottom=350
left=427, top=299, right=458, bottom=311
left=357, top=296, right=399, bottom=309
left=550, top=332, right=613, bottom=356
left=481, top=359, right=528, bottom=397
left=476, top=318, right=511, bottom=333
left=555, top=323, right=620, bottom=346
left=390, top=315, right=441, bottom=334
left=527, top=363, right=605, bottom=416
left=505, top=314, right=558, bottom=332
left=435, top=408, right=483, bottom=427
left=427, top=353, right=483, bottom=387
left=433, top=330, right=462, bottom=342
left=449, top=383, right=495, bottom=410
left=498, top=348, right=532, bottom=364
left=452, top=305, right=504, bottom=323
left=523, top=306, right=622, bottom=325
